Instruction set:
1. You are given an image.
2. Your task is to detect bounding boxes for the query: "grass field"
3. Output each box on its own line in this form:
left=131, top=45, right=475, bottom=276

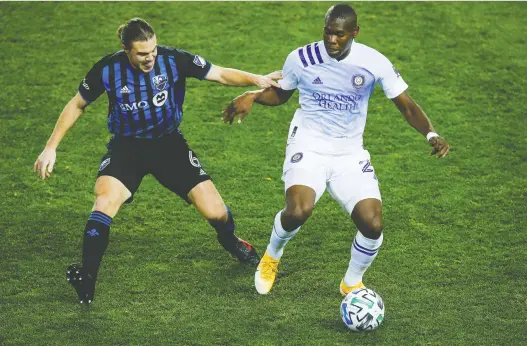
left=1, top=2, right=526, bottom=345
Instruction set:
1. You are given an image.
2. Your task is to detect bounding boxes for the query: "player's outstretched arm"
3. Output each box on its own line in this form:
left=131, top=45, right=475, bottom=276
left=222, top=87, right=295, bottom=124
left=205, top=65, right=282, bottom=89
left=392, top=91, right=450, bottom=158
left=34, top=92, right=88, bottom=179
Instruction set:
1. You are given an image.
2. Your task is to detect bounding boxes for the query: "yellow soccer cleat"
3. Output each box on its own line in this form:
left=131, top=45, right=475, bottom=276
left=340, top=279, right=366, bottom=296
left=254, top=251, right=280, bottom=294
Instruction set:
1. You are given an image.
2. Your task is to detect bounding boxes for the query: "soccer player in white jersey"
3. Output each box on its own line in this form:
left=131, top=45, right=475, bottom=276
left=222, top=4, right=450, bottom=295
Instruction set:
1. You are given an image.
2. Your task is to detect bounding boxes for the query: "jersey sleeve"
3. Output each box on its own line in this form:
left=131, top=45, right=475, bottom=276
left=78, top=61, right=106, bottom=103
left=174, top=49, right=212, bottom=80
left=278, top=50, right=302, bottom=91
left=376, top=55, right=408, bottom=99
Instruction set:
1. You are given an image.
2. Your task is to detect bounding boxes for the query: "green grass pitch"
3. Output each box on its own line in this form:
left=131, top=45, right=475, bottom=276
left=1, top=2, right=526, bottom=345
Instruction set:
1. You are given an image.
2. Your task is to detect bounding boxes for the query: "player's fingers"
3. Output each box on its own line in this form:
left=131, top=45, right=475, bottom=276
left=222, top=114, right=233, bottom=124
left=429, top=147, right=439, bottom=156
left=222, top=105, right=233, bottom=116
left=221, top=110, right=229, bottom=123
left=228, top=108, right=238, bottom=124
left=438, top=145, right=450, bottom=158
left=33, top=160, right=39, bottom=173
left=48, top=160, right=55, bottom=174
left=40, top=162, right=48, bottom=179
left=270, top=80, right=281, bottom=88
left=436, top=146, right=445, bottom=158
left=267, top=70, right=283, bottom=80
left=258, top=81, right=271, bottom=89
left=222, top=105, right=235, bottom=123
left=237, top=112, right=248, bottom=124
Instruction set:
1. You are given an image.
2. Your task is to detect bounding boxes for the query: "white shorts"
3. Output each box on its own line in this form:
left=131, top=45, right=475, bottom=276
left=282, top=143, right=381, bottom=215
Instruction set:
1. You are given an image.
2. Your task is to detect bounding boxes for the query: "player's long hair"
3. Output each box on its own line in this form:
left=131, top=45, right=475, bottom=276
left=117, top=18, right=155, bottom=50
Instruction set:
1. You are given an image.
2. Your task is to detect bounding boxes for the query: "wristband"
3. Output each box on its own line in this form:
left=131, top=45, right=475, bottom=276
left=426, top=132, right=439, bottom=141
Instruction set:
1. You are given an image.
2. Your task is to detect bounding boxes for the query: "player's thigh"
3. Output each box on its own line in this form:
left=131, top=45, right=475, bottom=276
left=282, top=145, right=328, bottom=205
left=327, top=151, right=381, bottom=215
left=93, top=176, right=132, bottom=217
left=97, top=136, right=146, bottom=205
left=150, top=131, right=211, bottom=203
left=187, top=180, right=226, bottom=221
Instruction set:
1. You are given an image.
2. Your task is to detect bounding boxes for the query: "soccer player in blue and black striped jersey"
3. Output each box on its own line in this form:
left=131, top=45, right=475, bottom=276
left=33, top=18, right=281, bottom=304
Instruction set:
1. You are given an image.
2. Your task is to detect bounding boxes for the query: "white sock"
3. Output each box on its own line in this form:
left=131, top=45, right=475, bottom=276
left=343, top=231, right=383, bottom=286
left=266, top=210, right=300, bottom=259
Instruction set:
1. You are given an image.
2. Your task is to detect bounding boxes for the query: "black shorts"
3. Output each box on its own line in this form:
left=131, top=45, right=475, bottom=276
left=97, top=130, right=211, bottom=203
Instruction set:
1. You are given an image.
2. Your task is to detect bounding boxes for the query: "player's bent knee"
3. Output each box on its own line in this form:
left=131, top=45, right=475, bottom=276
left=199, top=202, right=228, bottom=224
left=359, top=214, right=383, bottom=237
left=284, top=204, right=313, bottom=225
left=369, top=215, right=384, bottom=234
left=204, top=209, right=228, bottom=224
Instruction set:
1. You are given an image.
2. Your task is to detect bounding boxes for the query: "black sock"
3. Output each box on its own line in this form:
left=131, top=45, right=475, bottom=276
left=82, top=211, right=112, bottom=279
left=209, top=206, right=237, bottom=251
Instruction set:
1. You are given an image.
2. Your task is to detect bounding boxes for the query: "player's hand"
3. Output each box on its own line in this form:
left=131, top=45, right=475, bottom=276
left=429, top=136, right=450, bottom=158
left=34, top=147, right=57, bottom=179
left=254, top=70, right=282, bottom=89
left=222, top=92, right=256, bottom=125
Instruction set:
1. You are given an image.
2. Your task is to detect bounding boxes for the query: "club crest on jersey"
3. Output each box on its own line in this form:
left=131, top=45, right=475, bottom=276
left=193, top=55, right=206, bottom=68
left=291, top=152, right=303, bottom=163
left=352, top=74, right=365, bottom=89
left=152, top=74, right=168, bottom=91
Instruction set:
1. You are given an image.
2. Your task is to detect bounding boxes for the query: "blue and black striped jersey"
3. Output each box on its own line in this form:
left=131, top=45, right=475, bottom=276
left=78, top=46, right=212, bottom=138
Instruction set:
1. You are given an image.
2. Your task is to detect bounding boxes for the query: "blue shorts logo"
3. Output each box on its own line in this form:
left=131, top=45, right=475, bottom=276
left=291, top=152, right=303, bottom=163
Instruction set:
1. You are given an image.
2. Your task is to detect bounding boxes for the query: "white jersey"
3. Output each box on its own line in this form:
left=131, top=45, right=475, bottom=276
left=279, top=40, right=408, bottom=154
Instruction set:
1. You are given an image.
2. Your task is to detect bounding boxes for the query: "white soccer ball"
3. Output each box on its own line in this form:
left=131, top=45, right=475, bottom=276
left=340, top=287, right=385, bottom=332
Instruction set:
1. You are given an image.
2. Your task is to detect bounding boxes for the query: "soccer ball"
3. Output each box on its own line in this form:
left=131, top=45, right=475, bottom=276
left=340, top=288, right=385, bottom=332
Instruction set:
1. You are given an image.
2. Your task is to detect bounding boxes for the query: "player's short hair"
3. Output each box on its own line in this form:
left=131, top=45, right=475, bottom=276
left=117, top=18, right=155, bottom=50
left=326, top=4, right=358, bottom=24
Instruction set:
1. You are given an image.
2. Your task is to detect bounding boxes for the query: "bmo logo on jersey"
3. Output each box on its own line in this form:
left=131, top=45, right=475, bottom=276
left=119, top=100, right=149, bottom=111
left=118, top=90, right=168, bottom=111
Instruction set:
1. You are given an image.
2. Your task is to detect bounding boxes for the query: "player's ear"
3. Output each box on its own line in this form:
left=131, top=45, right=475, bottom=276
left=121, top=44, right=128, bottom=53
left=354, top=25, right=360, bottom=38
